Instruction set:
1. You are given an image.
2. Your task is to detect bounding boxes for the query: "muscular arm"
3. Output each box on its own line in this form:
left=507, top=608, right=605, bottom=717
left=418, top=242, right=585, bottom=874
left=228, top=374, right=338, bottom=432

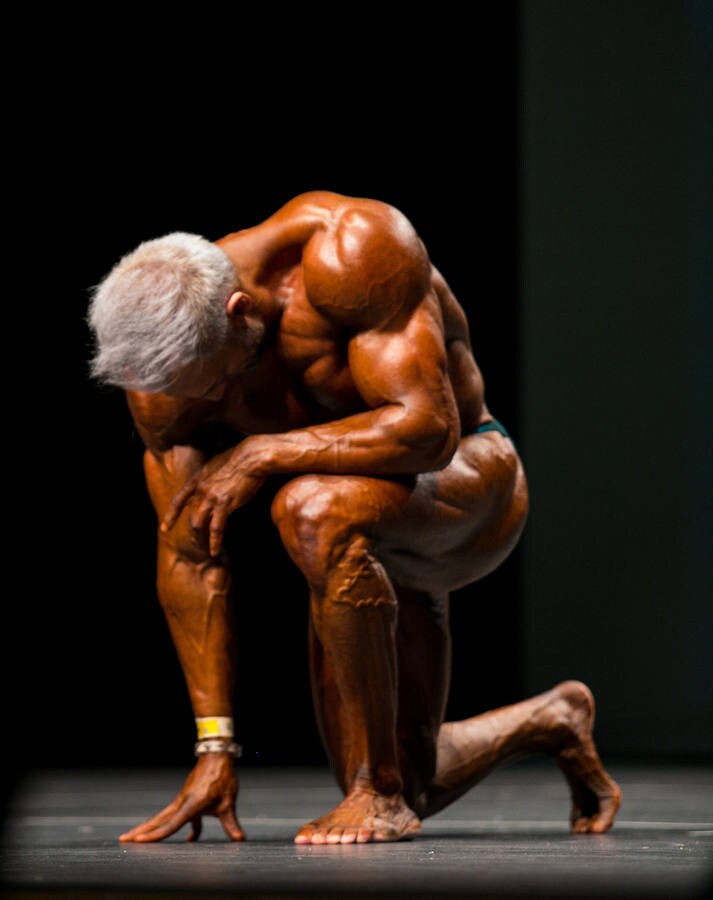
left=144, top=444, right=236, bottom=716
left=117, top=438, right=243, bottom=843
left=245, top=299, right=461, bottom=478
left=272, top=201, right=461, bottom=476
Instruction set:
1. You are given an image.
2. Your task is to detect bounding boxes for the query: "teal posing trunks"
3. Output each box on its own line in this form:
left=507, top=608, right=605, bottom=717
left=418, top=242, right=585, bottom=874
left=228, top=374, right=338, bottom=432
left=474, top=418, right=513, bottom=442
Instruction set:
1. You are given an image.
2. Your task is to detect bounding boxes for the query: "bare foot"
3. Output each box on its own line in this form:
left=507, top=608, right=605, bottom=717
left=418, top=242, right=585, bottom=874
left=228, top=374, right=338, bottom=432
left=294, top=788, right=422, bottom=845
left=552, top=680, right=622, bottom=834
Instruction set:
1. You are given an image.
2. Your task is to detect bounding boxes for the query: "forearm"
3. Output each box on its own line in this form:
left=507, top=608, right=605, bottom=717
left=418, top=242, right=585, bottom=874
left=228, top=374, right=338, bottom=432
left=157, top=535, right=235, bottom=717
left=247, top=405, right=458, bottom=478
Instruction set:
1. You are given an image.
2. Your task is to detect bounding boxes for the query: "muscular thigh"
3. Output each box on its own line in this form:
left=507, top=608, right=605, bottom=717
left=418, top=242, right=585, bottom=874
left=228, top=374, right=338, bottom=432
left=318, top=431, right=527, bottom=593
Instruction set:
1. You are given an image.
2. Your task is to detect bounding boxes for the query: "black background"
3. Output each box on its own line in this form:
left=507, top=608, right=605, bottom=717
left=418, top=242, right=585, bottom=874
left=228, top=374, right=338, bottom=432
left=14, top=9, right=523, bottom=776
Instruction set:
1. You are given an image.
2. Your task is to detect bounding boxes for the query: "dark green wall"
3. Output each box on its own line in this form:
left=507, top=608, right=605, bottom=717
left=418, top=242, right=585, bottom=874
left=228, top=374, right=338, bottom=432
left=520, top=1, right=712, bottom=755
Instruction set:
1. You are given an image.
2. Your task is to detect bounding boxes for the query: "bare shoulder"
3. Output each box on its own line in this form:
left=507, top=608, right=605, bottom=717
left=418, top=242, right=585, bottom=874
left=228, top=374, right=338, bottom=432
left=302, top=195, right=432, bottom=328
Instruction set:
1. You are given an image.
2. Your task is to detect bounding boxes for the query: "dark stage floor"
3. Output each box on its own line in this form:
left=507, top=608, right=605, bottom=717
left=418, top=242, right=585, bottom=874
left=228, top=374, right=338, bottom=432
left=2, top=762, right=711, bottom=899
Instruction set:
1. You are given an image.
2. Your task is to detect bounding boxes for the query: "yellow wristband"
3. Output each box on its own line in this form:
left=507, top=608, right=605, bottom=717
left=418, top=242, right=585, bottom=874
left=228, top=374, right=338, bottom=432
left=195, top=716, right=234, bottom=739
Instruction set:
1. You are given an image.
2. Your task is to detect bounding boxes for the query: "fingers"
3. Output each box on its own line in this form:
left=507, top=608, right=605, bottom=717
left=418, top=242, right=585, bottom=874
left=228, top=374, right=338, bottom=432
left=162, top=481, right=229, bottom=557
left=187, top=496, right=229, bottom=557
left=119, top=797, right=199, bottom=843
left=189, top=496, right=214, bottom=533
left=119, top=798, right=182, bottom=842
left=218, top=806, right=246, bottom=842
left=209, top=506, right=230, bottom=558
left=162, top=480, right=198, bottom=533
left=119, top=823, right=153, bottom=842
left=163, top=469, right=262, bottom=551
left=121, top=806, right=196, bottom=843
left=186, top=816, right=203, bottom=842
left=121, top=805, right=244, bottom=844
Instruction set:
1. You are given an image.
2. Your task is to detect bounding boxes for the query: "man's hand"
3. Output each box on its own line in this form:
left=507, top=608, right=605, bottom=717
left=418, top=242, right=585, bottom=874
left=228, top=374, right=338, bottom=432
left=161, top=438, right=267, bottom=556
left=118, top=754, right=245, bottom=843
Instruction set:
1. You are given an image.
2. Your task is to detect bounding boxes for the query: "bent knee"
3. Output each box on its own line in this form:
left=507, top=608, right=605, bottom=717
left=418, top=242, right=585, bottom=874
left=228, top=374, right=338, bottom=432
left=271, top=475, right=356, bottom=540
left=272, top=474, right=330, bottom=526
left=272, top=475, right=372, bottom=579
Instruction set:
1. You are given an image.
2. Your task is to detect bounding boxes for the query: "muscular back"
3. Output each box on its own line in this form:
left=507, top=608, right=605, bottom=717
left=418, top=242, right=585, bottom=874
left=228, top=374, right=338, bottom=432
left=127, top=191, right=488, bottom=454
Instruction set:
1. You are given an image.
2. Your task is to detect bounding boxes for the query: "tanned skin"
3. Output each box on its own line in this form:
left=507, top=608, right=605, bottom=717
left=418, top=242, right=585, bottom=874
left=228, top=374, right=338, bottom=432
left=116, top=191, right=621, bottom=845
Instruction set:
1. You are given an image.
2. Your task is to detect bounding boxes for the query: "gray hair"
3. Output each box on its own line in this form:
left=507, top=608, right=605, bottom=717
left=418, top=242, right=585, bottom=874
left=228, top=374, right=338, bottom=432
left=88, top=232, right=237, bottom=392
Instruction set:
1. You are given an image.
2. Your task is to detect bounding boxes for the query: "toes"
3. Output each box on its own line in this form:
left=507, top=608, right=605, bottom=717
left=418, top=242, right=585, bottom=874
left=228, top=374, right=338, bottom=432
left=570, top=782, right=621, bottom=835
left=571, top=811, right=616, bottom=834
left=324, top=826, right=359, bottom=844
left=293, top=797, right=421, bottom=846
left=589, top=795, right=621, bottom=834
left=572, top=815, right=608, bottom=834
left=572, top=816, right=591, bottom=834
left=296, top=826, right=359, bottom=845
left=295, top=825, right=369, bottom=844
left=294, top=826, right=316, bottom=844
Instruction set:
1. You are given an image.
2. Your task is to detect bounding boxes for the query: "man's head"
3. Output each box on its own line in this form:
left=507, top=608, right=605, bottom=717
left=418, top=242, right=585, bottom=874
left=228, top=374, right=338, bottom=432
left=88, top=232, right=262, bottom=396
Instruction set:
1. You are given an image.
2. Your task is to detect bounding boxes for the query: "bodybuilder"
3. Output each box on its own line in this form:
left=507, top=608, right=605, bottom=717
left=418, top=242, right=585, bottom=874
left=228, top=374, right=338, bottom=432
left=89, top=191, right=621, bottom=845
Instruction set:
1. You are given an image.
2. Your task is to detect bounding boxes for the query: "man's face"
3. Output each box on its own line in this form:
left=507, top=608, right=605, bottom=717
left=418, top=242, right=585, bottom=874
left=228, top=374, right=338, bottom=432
left=163, top=339, right=256, bottom=401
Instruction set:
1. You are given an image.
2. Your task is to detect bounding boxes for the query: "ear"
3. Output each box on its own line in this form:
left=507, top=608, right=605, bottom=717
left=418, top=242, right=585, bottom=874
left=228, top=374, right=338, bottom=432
left=226, top=290, right=252, bottom=318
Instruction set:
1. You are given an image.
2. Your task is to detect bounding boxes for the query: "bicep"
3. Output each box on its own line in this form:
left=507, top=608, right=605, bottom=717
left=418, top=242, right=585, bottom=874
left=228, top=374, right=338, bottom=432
left=348, top=301, right=460, bottom=440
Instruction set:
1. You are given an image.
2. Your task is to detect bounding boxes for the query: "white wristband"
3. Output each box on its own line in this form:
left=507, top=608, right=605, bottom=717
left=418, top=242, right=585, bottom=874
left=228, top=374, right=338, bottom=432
left=195, top=739, right=242, bottom=758
left=195, top=716, right=234, bottom=739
